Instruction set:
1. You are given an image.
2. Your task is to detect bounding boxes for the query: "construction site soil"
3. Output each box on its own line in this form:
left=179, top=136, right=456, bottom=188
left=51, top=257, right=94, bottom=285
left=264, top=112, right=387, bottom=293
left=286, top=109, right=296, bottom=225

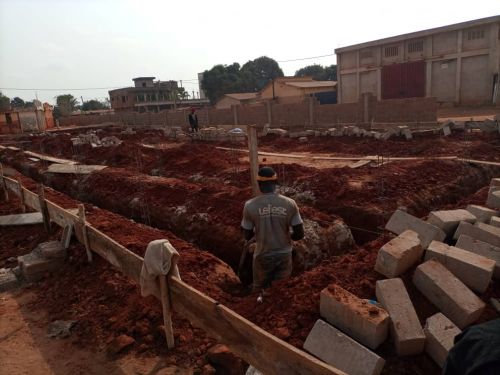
left=1, top=127, right=500, bottom=374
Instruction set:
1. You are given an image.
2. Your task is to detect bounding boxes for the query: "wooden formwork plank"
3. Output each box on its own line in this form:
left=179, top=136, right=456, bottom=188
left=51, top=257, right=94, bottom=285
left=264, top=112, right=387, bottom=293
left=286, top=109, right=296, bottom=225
left=22, top=187, right=42, bottom=211
left=46, top=200, right=77, bottom=227
left=4, top=177, right=20, bottom=195
left=168, top=277, right=345, bottom=375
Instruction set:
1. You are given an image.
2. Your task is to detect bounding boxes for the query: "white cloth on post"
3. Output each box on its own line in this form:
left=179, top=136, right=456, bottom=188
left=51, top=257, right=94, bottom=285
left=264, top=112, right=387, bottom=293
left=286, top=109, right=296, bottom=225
left=140, top=239, right=180, bottom=297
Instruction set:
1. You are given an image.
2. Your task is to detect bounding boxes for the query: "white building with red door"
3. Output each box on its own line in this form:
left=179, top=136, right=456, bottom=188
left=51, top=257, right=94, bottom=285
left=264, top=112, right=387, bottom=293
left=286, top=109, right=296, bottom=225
left=335, top=16, right=500, bottom=106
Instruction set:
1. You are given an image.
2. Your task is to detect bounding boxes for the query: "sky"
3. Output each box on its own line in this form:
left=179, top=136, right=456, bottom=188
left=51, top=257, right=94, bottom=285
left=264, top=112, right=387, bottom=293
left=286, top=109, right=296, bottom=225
left=0, top=0, right=499, bottom=104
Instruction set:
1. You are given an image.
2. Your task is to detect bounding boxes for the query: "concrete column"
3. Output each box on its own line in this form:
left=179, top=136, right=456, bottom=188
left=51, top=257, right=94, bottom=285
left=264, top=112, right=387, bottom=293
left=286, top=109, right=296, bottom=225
left=425, top=36, right=433, bottom=97
left=356, top=51, right=360, bottom=102
left=455, top=30, right=463, bottom=104
left=232, top=105, right=239, bottom=125
left=266, top=101, right=272, bottom=126
left=363, top=93, right=370, bottom=123
left=337, top=55, right=342, bottom=103
left=376, top=68, right=382, bottom=101
left=308, top=96, right=315, bottom=126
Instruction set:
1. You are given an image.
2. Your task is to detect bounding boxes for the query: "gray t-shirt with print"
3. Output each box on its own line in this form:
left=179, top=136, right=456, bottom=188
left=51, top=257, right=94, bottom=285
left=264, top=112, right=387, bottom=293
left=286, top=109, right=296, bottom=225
left=241, top=193, right=303, bottom=257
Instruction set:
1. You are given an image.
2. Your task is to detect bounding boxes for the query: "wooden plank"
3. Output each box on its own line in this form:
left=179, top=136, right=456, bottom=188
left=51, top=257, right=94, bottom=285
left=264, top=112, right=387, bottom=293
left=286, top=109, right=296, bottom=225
left=24, top=150, right=77, bottom=165
left=44, top=164, right=107, bottom=174
left=46, top=200, right=78, bottom=227
left=0, top=212, right=43, bottom=226
left=247, top=125, right=260, bottom=196
left=81, top=225, right=144, bottom=282
left=78, top=204, right=93, bottom=262
left=168, top=277, right=346, bottom=375
left=37, top=184, right=51, bottom=233
left=349, top=160, right=372, bottom=169
left=0, top=163, right=9, bottom=201
left=160, top=275, right=175, bottom=349
left=17, top=178, right=26, bottom=212
left=4, top=177, right=21, bottom=195
left=22, top=187, right=41, bottom=211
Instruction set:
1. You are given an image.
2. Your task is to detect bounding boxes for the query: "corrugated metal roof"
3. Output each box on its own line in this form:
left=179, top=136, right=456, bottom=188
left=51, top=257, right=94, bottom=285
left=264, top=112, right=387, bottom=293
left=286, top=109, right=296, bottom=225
left=285, top=81, right=336, bottom=88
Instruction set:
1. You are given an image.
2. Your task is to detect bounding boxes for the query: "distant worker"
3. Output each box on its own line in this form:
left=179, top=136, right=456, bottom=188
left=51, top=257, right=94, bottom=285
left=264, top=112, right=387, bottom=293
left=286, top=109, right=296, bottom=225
left=188, top=108, right=198, bottom=132
left=241, top=166, right=304, bottom=292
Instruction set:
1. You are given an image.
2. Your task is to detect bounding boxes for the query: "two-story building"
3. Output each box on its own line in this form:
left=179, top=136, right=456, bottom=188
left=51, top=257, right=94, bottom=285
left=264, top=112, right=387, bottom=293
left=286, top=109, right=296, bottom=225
left=335, top=16, right=500, bottom=105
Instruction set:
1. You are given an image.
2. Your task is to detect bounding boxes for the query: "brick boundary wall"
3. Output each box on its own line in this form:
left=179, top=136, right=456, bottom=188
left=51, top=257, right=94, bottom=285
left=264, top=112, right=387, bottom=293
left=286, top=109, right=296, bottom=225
left=58, top=96, right=438, bottom=129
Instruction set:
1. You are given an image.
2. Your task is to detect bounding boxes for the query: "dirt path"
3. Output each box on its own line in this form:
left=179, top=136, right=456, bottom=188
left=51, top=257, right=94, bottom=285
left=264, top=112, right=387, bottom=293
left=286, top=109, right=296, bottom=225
left=0, top=291, right=190, bottom=375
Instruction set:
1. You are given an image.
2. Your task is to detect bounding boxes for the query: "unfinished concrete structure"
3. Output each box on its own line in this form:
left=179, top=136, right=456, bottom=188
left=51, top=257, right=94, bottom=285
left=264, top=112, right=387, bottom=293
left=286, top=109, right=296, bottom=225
left=335, top=16, right=500, bottom=105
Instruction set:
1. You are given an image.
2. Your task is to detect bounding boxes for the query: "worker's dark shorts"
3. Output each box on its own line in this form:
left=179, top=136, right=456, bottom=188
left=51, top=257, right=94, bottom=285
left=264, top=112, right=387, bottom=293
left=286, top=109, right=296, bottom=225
left=252, top=252, right=292, bottom=292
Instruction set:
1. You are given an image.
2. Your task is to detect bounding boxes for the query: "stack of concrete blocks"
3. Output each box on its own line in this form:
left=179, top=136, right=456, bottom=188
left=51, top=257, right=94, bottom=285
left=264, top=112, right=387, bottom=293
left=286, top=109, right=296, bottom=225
left=397, top=126, right=413, bottom=140
left=486, top=178, right=500, bottom=209
left=424, top=313, right=461, bottom=368
left=374, top=230, right=423, bottom=277
left=17, top=241, right=66, bottom=282
left=455, top=235, right=500, bottom=279
left=490, top=216, right=500, bottom=228
left=425, top=241, right=494, bottom=293
left=0, top=267, right=20, bottom=291
left=376, top=278, right=426, bottom=356
left=413, top=259, right=485, bottom=328
left=100, top=136, right=122, bottom=147
left=453, top=221, right=500, bottom=248
left=466, top=205, right=498, bottom=223
left=427, top=209, right=477, bottom=237
left=385, top=209, right=446, bottom=249
left=304, top=320, right=385, bottom=375
left=319, top=284, right=389, bottom=350
left=121, top=127, right=137, bottom=135
left=267, top=128, right=288, bottom=137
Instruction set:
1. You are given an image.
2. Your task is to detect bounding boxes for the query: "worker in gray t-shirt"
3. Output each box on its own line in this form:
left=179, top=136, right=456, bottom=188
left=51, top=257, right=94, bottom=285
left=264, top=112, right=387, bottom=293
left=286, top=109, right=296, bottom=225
left=241, top=166, right=304, bottom=292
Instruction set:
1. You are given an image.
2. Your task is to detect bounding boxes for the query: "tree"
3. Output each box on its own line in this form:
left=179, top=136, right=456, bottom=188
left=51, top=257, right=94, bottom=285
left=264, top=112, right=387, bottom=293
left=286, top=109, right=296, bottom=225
left=55, top=94, right=78, bottom=116
left=10, top=97, right=25, bottom=108
left=81, top=99, right=110, bottom=111
left=201, top=62, right=242, bottom=104
left=0, top=91, right=10, bottom=111
left=294, top=64, right=337, bottom=81
left=176, top=87, right=190, bottom=100
left=201, top=56, right=284, bottom=104
left=239, top=56, right=284, bottom=92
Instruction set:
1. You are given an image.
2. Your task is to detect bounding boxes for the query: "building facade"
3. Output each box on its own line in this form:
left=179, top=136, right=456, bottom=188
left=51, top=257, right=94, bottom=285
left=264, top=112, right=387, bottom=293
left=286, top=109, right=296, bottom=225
left=109, top=77, right=208, bottom=112
left=335, top=16, right=500, bottom=105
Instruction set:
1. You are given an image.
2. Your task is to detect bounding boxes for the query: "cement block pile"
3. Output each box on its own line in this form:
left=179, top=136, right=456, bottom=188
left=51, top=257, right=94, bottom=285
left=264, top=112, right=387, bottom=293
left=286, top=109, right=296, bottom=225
left=0, top=241, right=67, bottom=291
left=302, top=177, right=500, bottom=375
left=71, top=131, right=123, bottom=148
left=192, top=127, right=247, bottom=142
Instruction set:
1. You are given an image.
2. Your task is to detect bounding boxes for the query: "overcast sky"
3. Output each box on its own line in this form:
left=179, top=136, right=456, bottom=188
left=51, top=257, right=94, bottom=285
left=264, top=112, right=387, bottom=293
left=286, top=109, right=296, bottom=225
left=0, top=0, right=499, bottom=104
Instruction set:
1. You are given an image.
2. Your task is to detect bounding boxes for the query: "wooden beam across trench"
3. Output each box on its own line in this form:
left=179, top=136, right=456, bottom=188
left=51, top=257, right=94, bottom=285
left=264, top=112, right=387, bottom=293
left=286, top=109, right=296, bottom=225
left=0, top=173, right=345, bottom=375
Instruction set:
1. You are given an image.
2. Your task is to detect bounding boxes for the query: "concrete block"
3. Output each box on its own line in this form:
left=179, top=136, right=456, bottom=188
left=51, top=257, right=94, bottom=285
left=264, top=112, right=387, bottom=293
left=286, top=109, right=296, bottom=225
left=425, top=241, right=494, bottom=293
left=466, top=205, right=498, bottom=223
left=424, top=313, right=461, bottom=368
left=298, top=136, right=308, bottom=143
left=37, top=241, right=66, bottom=259
left=402, top=129, right=413, bottom=140
left=453, top=221, right=500, bottom=248
left=320, top=284, right=389, bottom=350
left=18, top=252, right=64, bottom=282
left=374, top=230, right=423, bottom=277
left=456, top=234, right=500, bottom=279
left=413, top=260, right=485, bottom=328
left=427, top=209, right=476, bottom=236
left=375, top=278, right=425, bottom=356
left=443, top=125, right=451, bottom=136
left=487, top=189, right=500, bottom=209
left=490, top=216, right=500, bottom=228
left=304, top=320, right=385, bottom=375
left=385, top=209, right=446, bottom=249
left=0, top=268, right=20, bottom=292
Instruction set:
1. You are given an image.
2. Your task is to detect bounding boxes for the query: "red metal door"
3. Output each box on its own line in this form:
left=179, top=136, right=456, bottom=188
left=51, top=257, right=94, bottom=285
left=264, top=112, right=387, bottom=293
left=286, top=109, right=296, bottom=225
left=382, top=61, right=425, bottom=99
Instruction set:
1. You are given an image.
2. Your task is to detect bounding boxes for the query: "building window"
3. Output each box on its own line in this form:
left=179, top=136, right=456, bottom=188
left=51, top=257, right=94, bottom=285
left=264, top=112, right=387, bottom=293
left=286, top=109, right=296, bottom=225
left=142, top=82, right=146, bottom=87
left=384, top=45, right=399, bottom=57
left=467, top=29, right=485, bottom=40
left=408, top=40, right=423, bottom=53
left=360, top=50, right=372, bottom=59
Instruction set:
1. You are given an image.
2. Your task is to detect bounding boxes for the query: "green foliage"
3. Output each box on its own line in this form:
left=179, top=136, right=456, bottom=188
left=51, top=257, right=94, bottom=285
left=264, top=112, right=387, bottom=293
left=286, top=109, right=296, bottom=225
left=176, top=87, right=190, bottom=100
left=294, top=64, right=337, bottom=81
left=81, top=99, right=110, bottom=111
left=55, top=94, right=79, bottom=116
left=201, top=56, right=284, bottom=104
left=10, top=97, right=25, bottom=108
left=0, top=91, right=11, bottom=111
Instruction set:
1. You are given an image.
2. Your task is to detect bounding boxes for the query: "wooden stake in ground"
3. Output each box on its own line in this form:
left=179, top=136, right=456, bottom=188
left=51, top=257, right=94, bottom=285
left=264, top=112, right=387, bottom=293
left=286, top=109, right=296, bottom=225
left=17, top=178, right=26, bottom=213
left=37, top=184, right=51, bottom=232
left=78, top=204, right=93, bottom=262
left=159, top=250, right=179, bottom=349
left=0, top=163, right=9, bottom=202
left=247, top=125, right=259, bottom=196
